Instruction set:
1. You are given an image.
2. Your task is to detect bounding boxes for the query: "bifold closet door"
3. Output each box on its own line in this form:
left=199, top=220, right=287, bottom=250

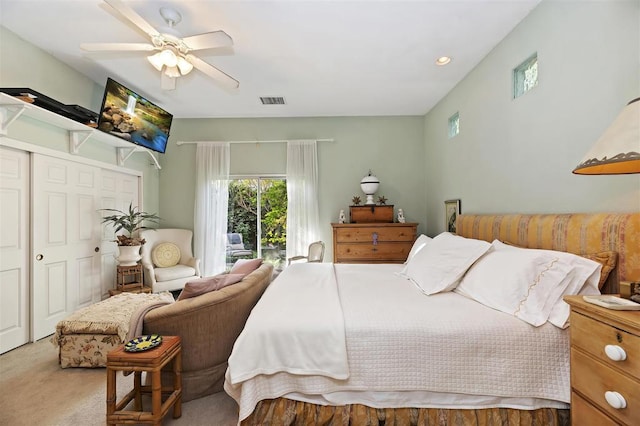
left=31, top=154, right=101, bottom=341
left=0, top=146, right=30, bottom=354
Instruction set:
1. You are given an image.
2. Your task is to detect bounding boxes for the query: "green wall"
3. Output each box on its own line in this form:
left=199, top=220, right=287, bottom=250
left=423, top=0, right=640, bottom=236
left=162, top=116, right=425, bottom=260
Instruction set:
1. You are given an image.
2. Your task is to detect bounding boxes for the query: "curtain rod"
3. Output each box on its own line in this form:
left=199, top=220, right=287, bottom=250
left=176, top=138, right=334, bottom=146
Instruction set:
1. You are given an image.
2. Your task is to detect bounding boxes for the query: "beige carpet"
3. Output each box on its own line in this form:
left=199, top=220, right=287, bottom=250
left=0, top=338, right=239, bottom=426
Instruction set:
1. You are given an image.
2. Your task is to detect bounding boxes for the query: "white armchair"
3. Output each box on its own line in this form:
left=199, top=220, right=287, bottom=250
left=140, top=228, right=201, bottom=293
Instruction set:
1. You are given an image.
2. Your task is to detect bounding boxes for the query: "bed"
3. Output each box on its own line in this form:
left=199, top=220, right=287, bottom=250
left=224, top=213, right=640, bottom=425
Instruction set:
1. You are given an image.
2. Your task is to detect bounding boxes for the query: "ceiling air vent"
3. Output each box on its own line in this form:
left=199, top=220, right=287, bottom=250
left=260, top=96, right=286, bottom=105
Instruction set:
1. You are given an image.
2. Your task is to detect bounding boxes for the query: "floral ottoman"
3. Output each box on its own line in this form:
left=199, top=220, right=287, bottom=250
left=51, top=292, right=174, bottom=368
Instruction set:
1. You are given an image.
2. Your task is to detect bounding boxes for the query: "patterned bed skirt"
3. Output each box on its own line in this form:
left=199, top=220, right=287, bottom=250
left=242, top=399, right=570, bottom=426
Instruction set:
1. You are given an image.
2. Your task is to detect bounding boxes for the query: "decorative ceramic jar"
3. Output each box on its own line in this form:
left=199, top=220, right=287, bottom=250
left=360, top=171, right=380, bottom=205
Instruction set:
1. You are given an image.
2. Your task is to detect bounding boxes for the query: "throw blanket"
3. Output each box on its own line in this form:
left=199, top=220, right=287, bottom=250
left=227, top=262, right=349, bottom=383
left=127, top=298, right=174, bottom=341
left=52, top=291, right=174, bottom=345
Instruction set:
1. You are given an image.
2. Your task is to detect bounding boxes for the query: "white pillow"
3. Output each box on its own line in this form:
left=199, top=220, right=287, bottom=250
left=404, top=234, right=432, bottom=264
left=494, top=241, right=600, bottom=322
left=151, top=242, right=181, bottom=268
left=456, top=240, right=600, bottom=327
left=491, top=241, right=601, bottom=328
left=400, top=232, right=491, bottom=295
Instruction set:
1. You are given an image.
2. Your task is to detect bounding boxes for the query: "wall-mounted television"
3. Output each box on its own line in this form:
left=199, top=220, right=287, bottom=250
left=97, top=78, right=172, bottom=154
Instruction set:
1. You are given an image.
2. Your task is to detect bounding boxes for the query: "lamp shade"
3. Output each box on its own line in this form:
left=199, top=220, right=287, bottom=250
left=147, top=52, right=164, bottom=71
left=159, top=48, right=178, bottom=67
left=164, top=65, right=181, bottom=78
left=573, top=97, right=640, bottom=175
left=176, top=56, right=194, bottom=75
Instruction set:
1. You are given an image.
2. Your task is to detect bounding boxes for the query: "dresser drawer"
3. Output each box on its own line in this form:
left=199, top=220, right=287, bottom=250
left=335, top=242, right=411, bottom=262
left=334, top=226, right=415, bottom=243
left=570, top=311, right=640, bottom=378
left=571, top=392, right=618, bottom=426
left=571, top=348, right=639, bottom=425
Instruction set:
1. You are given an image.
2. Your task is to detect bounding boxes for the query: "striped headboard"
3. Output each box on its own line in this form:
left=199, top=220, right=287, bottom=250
left=456, top=213, right=640, bottom=294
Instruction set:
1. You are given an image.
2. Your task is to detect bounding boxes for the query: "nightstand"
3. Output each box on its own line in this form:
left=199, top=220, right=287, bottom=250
left=564, top=295, right=640, bottom=425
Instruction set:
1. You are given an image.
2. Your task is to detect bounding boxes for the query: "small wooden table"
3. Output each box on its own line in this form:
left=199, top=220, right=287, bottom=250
left=106, top=335, right=182, bottom=425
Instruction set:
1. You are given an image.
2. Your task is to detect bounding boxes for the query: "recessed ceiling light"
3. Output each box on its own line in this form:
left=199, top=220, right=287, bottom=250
left=435, top=56, right=452, bottom=66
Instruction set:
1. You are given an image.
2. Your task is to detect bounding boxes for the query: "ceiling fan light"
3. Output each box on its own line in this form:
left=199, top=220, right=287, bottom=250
left=165, top=65, right=181, bottom=78
left=177, top=56, right=194, bottom=75
left=147, top=52, right=164, bottom=71
left=160, top=48, right=178, bottom=67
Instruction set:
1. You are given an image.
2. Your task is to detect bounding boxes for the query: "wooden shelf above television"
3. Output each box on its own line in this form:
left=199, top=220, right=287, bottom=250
left=0, top=92, right=161, bottom=169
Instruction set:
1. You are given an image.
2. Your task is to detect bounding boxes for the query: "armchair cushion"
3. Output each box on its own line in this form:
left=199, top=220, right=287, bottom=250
left=154, top=264, right=198, bottom=282
left=152, top=242, right=181, bottom=267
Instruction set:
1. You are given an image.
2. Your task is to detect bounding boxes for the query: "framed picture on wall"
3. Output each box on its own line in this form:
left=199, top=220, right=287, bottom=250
left=444, top=199, right=461, bottom=233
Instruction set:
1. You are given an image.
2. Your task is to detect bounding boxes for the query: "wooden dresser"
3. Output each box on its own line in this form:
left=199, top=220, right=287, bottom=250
left=564, top=296, right=640, bottom=425
left=331, top=222, right=417, bottom=263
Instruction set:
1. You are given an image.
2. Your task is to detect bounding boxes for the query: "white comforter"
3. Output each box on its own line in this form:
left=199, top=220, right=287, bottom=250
left=225, top=263, right=570, bottom=422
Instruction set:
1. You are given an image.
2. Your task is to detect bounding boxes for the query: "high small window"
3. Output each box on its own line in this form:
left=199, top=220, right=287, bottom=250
left=448, top=112, right=460, bottom=138
left=514, top=53, right=538, bottom=98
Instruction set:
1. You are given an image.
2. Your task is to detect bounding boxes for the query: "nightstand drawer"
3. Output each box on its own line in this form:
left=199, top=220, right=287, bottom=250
left=571, top=311, right=640, bottom=378
left=571, top=348, right=639, bottom=425
left=571, top=392, right=618, bottom=426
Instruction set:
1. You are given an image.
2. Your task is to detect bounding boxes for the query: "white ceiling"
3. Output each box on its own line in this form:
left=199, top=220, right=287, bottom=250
left=0, top=0, right=541, bottom=119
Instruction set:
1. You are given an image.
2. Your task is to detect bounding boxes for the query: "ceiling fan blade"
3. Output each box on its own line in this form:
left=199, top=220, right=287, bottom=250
left=186, top=54, right=239, bottom=89
left=182, top=31, right=233, bottom=51
left=80, top=42, right=155, bottom=52
left=104, top=0, right=160, bottom=39
left=161, top=73, right=176, bottom=91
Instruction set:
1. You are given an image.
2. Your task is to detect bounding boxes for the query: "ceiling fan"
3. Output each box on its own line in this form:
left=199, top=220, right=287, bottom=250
left=80, top=0, right=239, bottom=91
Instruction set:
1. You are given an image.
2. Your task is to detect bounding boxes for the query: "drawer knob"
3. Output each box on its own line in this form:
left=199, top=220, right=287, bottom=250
left=604, top=391, right=627, bottom=409
left=604, top=344, right=627, bottom=361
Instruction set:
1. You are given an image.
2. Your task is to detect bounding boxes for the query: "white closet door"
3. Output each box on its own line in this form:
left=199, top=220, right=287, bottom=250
left=0, top=146, right=30, bottom=354
left=99, top=170, right=140, bottom=297
left=31, top=154, right=101, bottom=340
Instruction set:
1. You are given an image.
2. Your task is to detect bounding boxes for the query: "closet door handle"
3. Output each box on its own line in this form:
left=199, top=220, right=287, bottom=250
left=95, top=247, right=100, bottom=252
left=36, top=254, right=44, bottom=261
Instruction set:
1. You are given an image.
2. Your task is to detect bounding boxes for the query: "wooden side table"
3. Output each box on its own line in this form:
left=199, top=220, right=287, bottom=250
left=106, top=335, right=182, bottom=425
left=564, top=296, right=640, bottom=425
left=116, top=263, right=144, bottom=292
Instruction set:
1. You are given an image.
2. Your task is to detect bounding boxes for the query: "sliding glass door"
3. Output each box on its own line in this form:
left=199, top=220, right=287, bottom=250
left=227, top=177, right=287, bottom=270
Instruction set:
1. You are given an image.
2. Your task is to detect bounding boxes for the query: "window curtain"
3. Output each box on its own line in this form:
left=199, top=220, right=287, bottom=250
left=194, top=143, right=230, bottom=276
left=286, top=140, right=320, bottom=261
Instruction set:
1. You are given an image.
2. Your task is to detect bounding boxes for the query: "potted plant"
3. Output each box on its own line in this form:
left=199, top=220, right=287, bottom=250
left=100, top=203, right=160, bottom=266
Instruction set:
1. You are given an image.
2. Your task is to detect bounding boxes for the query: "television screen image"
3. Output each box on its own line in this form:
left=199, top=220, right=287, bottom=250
left=97, top=78, right=172, bottom=153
